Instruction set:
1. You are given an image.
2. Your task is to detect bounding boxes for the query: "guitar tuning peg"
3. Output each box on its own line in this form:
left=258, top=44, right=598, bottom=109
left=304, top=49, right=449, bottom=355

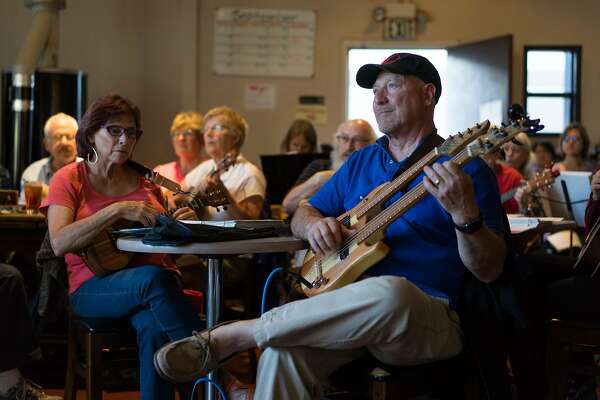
left=467, top=128, right=472, bottom=133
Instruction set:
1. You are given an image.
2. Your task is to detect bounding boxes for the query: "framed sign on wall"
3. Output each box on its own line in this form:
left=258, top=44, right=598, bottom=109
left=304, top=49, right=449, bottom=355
left=213, top=7, right=316, bottom=78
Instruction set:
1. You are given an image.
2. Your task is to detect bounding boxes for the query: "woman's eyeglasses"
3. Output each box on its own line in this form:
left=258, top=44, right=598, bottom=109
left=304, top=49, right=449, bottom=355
left=102, top=125, right=142, bottom=139
left=202, top=124, right=231, bottom=135
left=562, top=136, right=582, bottom=143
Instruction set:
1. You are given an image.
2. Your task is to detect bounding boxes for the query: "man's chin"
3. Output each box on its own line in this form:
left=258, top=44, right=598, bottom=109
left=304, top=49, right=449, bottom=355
left=55, top=154, right=76, bottom=164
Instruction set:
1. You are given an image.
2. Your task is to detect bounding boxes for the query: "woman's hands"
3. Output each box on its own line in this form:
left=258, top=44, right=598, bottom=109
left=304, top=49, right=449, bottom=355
left=112, top=201, right=159, bottom=226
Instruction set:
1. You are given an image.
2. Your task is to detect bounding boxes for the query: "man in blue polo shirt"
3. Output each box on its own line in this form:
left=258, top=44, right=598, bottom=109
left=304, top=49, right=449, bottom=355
left=154, top=53, right=506, bottom=400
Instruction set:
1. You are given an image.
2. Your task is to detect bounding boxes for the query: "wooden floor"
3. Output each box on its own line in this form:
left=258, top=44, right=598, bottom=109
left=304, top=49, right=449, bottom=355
left=44, top=389, right=146, bottom=400
left=38, top=350, right=254, bottom=400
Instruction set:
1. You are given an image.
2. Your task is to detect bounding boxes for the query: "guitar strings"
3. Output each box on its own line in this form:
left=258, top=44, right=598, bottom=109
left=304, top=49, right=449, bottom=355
left=315, top=137, right=481, bottom=267
left=350, top=125, right=485, bottom=220
left=352, top=149, right=436, bottom=219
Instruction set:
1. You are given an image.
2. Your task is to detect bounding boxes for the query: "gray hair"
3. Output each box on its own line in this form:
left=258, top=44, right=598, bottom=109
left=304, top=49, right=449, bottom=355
left=44, top=112, right=78, bottom=136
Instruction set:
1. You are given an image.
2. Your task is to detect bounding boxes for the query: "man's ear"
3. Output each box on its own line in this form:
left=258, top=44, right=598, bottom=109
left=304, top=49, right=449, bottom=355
left=423, top=83, right=436, bottom=107
left=42, top=137, right=52, bottom=153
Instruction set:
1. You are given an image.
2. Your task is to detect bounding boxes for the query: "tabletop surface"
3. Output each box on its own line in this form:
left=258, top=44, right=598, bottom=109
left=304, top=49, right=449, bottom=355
left=508, top=216, right=578, bottom=235
left=117, top=235, right=307, bottom=256
left=0, top=210, right=46, bottom=221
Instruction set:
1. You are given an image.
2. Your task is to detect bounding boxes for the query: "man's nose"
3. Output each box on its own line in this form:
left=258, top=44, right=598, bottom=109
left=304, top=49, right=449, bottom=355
left=374, top=89, right=388, bottom=104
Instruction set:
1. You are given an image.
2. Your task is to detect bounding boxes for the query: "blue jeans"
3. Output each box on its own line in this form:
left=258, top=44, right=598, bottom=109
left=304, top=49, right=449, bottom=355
left=70, top=265, right=204, bottom=400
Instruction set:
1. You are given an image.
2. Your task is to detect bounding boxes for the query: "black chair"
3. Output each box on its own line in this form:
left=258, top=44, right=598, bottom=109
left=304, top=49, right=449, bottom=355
left=64, top=313, right=138, bottom=400
left=545, top=318, right=600, bottom=400
left=327, top=352, right=479, bottom=400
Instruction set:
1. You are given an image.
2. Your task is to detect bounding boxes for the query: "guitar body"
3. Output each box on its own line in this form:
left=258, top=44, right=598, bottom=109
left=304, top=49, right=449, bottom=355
left=301, top=239, right=389, bottom=297
left=81, top=225, right=134, bottom=277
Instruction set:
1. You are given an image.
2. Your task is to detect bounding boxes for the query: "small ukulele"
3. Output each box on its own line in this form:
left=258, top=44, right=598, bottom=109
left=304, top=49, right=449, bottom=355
left=301, top=109, right=543, bottom=296
left=500, top=167, right=558, bottom=204
left=81, top=155, right=235, bottom=277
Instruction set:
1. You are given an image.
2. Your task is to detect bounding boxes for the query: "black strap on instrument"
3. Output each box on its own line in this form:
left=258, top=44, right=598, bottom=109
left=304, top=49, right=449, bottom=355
left=392, top=130, right=445, bottom=180
left=126, top=159, right=184, bottom=194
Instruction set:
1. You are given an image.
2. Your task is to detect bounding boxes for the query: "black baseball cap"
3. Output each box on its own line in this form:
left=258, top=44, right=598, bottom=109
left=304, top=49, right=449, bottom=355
left=356, top=53, right=442, bottom=103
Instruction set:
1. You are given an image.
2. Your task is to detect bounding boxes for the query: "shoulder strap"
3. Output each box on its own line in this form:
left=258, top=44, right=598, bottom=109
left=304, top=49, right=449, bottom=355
left=393, top=132, right=445, bottom=179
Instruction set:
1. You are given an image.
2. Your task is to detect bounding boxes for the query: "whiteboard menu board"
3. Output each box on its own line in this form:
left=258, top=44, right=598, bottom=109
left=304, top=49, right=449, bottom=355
left=213, top=8, right=316, bottom=78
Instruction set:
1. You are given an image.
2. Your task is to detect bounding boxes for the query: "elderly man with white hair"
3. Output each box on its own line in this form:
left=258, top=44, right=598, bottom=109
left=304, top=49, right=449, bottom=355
left=20, top=112, right=80, bottom=200
left=282, top=119, right=376, bottom=215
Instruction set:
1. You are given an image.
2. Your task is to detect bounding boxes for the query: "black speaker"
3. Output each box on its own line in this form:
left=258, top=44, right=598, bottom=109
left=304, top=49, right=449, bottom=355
left=1, top=68, right=86, bottom=188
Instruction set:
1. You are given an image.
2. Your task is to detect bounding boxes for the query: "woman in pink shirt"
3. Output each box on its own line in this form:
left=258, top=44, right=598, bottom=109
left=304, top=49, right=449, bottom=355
left=41, top=94, right=203, bottom=400
left=154, top=112, right=208, bottom=206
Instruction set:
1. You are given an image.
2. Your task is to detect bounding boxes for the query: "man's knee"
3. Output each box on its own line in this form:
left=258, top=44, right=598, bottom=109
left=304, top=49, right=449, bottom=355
left=369, top=276, right=423, bottom=316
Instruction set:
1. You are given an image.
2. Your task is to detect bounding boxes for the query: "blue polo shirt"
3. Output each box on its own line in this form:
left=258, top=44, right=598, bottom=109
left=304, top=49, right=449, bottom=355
left=309, top=135, right=504, bottom=307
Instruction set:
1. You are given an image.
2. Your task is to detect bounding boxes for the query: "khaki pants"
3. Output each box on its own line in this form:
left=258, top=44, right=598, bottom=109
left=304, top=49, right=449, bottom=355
left=252, top=276, right=463, bottom=400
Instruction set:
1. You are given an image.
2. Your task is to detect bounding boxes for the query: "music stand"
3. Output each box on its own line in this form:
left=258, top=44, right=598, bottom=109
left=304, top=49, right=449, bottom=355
left=260, top=153, right=330, bottom=204
left=541, top=171, right=592, bottom=228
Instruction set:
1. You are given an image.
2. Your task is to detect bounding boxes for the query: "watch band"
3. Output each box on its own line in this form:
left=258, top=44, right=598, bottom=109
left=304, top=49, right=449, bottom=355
left=453, top=214, right=483, bottom=234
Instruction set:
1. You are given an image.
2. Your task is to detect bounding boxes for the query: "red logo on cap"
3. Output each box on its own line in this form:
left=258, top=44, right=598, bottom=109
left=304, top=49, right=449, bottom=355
left=382, top=53, right=404, bottom=65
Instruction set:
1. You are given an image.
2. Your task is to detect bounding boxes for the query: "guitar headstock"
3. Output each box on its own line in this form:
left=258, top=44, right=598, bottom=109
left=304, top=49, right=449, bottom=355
left=437, top=120, right=490, bottom=155
left=465, top=104, right=544, bottom=158
left=211, top=152, right=237, bottom=176
left=187, top=153, right=237, bottom=211
left=527, top=167, right=559, bottom=191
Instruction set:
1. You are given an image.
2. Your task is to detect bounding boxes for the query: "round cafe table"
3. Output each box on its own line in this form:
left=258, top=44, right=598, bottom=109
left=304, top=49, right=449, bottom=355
left=116, top=235, right=307, bottom=400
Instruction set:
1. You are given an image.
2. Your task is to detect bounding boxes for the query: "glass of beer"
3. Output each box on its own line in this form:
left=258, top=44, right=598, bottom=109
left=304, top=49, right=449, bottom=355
left=24, top=181, right=43, bottom=214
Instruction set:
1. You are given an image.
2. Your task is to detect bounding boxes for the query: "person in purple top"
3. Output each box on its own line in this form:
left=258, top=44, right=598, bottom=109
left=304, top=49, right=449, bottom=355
left=153, top=53, right=506, bottom=400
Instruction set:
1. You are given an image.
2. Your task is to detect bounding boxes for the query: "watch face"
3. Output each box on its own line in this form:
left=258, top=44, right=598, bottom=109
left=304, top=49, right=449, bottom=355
left=373, top=6, right=386, bottom=22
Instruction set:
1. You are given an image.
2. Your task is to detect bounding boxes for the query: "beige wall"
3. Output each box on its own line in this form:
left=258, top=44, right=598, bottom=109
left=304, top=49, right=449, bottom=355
left=1, top=0, right=599, bottom=167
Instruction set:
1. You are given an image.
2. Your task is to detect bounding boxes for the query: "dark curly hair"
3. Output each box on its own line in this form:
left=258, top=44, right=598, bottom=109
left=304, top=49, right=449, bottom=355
left=76, top=93, right=142, bottom=159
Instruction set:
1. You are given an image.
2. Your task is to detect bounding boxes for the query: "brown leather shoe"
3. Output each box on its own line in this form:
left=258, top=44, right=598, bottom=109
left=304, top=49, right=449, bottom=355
left=154, top=321, right=239, bottom=383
